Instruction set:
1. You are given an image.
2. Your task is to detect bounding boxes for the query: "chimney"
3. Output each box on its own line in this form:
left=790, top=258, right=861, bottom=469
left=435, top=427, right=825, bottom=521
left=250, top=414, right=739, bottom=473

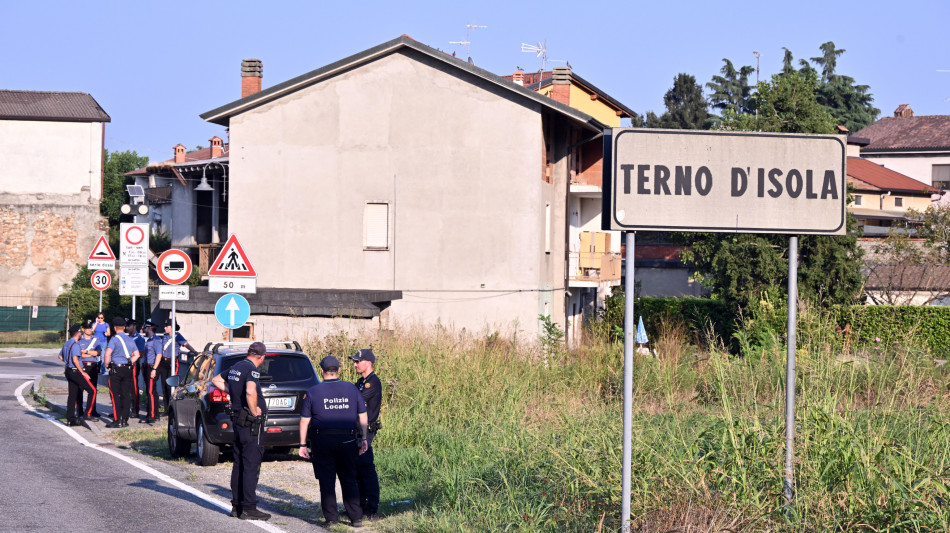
left=173, top=144, right=186, bottom=164
left=210, top=136, right=224, bottom=158
left=241, top=59, right=263, bottom=98
left=512, top=69, right=524, bottom=86
left=894, top=104, right=914, bottom=118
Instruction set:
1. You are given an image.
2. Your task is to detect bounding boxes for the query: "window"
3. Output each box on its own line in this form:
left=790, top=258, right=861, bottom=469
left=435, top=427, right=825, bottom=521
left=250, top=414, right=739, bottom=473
left=854, top=195, right=862, bottom=206
left=933, top=164, right=950, bottom=189
left=894, top=197, right=903, bottom=207
left=363, top=202, right=389, bottom=250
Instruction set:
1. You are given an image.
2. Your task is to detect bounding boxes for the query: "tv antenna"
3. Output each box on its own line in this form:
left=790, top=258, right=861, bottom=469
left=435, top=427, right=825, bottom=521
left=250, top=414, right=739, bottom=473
left=449, top=23, right=487, bottom=61
left=520, top=40, right=566, bottom=71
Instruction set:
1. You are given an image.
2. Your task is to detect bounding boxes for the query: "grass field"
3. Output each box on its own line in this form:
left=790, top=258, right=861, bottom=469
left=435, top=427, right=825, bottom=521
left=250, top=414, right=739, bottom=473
left=0, top=329, right=62, bottom=348
left=308, top=313, right=950, bottom=533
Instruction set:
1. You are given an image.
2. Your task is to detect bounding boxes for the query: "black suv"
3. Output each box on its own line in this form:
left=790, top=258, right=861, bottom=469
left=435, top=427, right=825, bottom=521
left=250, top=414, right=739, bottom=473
left=166, top=341, right=319, bottom=466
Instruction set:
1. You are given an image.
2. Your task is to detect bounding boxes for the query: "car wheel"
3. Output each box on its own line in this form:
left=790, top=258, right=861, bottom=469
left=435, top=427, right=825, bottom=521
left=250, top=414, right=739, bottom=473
left=167, top=410, right=191, bottom=458
left=197, top=420, right=220, bottom=467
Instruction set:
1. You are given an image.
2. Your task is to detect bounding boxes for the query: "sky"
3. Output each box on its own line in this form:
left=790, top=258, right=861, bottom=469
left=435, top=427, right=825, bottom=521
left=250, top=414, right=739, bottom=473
left=3, top=0, right=949, bottom=164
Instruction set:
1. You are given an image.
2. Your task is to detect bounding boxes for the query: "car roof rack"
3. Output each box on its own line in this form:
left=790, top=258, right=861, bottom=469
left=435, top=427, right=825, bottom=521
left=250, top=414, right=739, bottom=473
left=204, top=340, right=304, bottom=354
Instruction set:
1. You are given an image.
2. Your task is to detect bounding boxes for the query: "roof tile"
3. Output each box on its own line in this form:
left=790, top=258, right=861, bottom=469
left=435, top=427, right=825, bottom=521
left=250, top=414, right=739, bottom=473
left=0, top=90, right=110, bottom=122
left=847, top=157, right=939, bottom=194
left=855, top=115, right=950, bottom=151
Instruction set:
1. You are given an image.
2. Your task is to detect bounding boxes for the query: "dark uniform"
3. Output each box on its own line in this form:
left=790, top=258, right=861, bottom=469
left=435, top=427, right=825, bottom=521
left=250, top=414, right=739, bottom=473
left=105, top=318, right=139, bottom=427
left=301, top=367, right=367, bottom=525
left=63, top=325, right=94, bottom=425
left=129, top=321, right=146, bottom=418
left=351, top=349, right=382, bottom=517
left=226, top=357, right=267, bottom=517
left=78, top=324, right=101, bottom=418
left=143, top=328, right=164, bottom=422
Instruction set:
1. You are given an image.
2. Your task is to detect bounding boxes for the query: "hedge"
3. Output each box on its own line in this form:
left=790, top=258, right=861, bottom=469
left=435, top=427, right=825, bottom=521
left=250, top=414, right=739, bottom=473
left=845, top=305, right=950, bottom=357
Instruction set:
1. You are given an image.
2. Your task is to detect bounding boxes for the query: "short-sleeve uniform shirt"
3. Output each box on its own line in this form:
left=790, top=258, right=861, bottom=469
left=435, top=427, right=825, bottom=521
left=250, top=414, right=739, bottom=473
left=355, top=373, right=382, bottom=424
left=226, top=358, right=267, bottom=416
left=107, top=333, right=138, bottom=364
left=62, top=339, right=81, bottom=369
left=79, top=336, right=100, bottom=364
left=145, top=335, right=164, bottom=365
left=300, top=379, right=366, bottom=430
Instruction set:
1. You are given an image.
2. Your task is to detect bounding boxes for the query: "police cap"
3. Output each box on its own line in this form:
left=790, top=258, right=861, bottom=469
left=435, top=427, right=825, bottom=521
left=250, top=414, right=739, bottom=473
left=142, top=319, right=155, bottom=328
left=164, top=319, right=180, bottom=331
left=68, top=323, right=82, bottom=336
left=81, top=319, right=95, bottom=329
left=319, top=355, right=340, bottom=371
left=349, top=348, right=376, bottom=364
left=112, top=317, right=126, bottom=327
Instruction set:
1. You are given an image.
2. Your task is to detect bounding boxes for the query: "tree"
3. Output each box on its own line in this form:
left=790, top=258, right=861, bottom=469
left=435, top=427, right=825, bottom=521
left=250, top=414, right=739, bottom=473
left=101, top=150, right=149, bottom=226
left=908, top=204, right=950, bottom=261
left=658, top=73, right=710, bottom=130
left=681, top=70, right=864, bottom=312
left=706, top=59, right=755, bottom=116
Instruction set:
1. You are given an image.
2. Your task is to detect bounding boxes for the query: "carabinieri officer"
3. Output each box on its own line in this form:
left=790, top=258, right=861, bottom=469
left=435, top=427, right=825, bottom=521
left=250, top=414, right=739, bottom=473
left=103, top=317, right=140, bottom=428
left=299, top=355, right=368, bottom=528
left=63, top=324, right=95, bottom=426
left=211, top=341, right=271, bottom=521
left=78, top=319, right=101, bottom=419
left=142, top=320, right=163, bottom=423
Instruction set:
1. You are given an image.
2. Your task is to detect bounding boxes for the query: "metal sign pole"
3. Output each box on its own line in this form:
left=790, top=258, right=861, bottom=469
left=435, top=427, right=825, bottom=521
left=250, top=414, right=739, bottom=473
left=132, top=295, right=136, bottom=320
left=621, top=230, right=635, bottom=532
left=783, top=236, right=799, bottom=504
left=98, top=291, right=102, bottom=313
left=171, top=299, right=177, bottom=395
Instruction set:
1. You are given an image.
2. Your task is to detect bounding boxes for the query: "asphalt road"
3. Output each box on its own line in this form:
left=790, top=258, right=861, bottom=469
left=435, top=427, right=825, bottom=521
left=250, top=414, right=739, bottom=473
left=0, top=349, right=320, bottom=533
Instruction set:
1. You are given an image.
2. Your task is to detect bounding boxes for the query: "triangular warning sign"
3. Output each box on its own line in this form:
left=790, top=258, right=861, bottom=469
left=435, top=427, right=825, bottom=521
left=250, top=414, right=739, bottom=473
left=88, top=235, right=116, bottom=260
left=208, top=235, right=257, bottom=277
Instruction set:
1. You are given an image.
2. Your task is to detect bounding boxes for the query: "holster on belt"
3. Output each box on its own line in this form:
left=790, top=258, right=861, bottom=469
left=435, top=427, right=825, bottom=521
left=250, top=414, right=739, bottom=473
left=237, top=407, right=262, bottom=435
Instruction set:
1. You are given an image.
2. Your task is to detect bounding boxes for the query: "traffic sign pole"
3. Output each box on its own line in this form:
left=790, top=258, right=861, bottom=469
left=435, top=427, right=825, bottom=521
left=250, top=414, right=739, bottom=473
left=99, top=291, right=102, bottom=313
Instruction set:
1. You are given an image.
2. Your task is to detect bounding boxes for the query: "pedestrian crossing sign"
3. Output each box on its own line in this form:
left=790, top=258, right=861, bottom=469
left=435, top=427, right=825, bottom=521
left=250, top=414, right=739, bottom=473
left=208, top=235, right=257, bottom=277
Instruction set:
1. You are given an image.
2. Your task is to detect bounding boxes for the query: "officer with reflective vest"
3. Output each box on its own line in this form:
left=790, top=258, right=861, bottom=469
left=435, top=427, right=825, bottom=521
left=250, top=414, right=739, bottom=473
left=350, top=348, right=382, bottom=519
left=63, top=324, right=95, bottom=426
left=141, top=320, right=163, bottom=423
left=78, top=319, right=101, bottom=419
left=103, top=317, right=140, bottom=428
left=299, top=355, right=368, bottom=528
left=210, top=341, right=271, bottom=521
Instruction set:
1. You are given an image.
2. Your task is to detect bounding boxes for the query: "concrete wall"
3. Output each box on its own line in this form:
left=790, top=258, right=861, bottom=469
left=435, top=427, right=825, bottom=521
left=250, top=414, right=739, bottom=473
left=227, top=50, right=568, bottom=337
left=0, top=119, right=107, bottom=298
left=163, top=312, right=380, bottom=350
left=863, top=153, right=950, bottom=187
left=0, top=120, right=104, bottom=200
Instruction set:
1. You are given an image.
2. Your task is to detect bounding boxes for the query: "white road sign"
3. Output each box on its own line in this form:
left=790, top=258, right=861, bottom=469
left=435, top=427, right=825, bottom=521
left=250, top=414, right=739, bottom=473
left=119, top=266, right=149, bottom=296
left=90, top=270, right=111, bottom=291
left=159, top=285, right=190, bottom=301
left=119, top=223, right=150, bottom=266
left=603, top=128, right=847, bottom=235
left=209, top=276, right=257, bottom=294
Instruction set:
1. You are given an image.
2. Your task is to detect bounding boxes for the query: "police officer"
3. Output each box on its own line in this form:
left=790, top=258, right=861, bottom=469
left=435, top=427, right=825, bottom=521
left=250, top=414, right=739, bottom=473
left=210, top=342, right=271, bottom=521
left=350, top=348, right=382, bottom=519
left=141, top=320, right=162, bottom=424
left=103, top=317, right=140, bottom=428
left=79, top=319, right=102, bottom=419
left=299, top=356, right=369, bottom=528
left=62, top=324, right=94, bottom=426
left=128, top=319, right=146, bottom=420
left=163, top=319, right=196, bottom=387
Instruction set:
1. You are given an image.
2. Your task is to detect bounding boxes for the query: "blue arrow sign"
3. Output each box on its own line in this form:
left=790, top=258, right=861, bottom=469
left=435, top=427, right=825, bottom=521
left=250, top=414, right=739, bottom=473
left=215, top=293, right=250, bottom=330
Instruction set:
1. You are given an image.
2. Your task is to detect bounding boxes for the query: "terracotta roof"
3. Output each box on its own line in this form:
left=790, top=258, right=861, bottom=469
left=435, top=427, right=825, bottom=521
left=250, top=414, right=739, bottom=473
left=125, top=145, right=228, bottom=177
left=0, top=90, right=110, bottom=122
left=855, top=115, right=950, bottom=151
left=846, top=157, right=939, bottom=194
left=865, top=264, right=950, bottom=291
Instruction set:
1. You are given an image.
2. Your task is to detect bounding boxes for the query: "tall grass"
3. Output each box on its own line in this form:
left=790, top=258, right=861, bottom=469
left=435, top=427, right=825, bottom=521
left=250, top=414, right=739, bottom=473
left=305, top=311, right=950, bottom=532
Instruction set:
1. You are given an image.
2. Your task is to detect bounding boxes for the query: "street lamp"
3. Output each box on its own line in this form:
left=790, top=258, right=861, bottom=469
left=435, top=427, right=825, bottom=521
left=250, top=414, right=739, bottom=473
left=195, top=161, right=227, bottom=192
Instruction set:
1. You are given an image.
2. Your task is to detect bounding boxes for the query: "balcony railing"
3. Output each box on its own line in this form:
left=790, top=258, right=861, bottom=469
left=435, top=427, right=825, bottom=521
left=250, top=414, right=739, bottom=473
left=568, top=251, right=622, bottom=282
left=146, top=186, right=173, bottom=205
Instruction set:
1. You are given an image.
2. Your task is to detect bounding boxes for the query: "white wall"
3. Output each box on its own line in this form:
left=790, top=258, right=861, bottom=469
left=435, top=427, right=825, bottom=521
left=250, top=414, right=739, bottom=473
left=862, top=153, right=950, bottom=187
left=0, top=120, right=104, bottom=199
left=226, top=50, right=565, bottom=337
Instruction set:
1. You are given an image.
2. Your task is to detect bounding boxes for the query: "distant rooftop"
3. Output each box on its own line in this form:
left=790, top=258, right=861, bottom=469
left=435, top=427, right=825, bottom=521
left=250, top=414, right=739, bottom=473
left=0, top=90, right=110, bottom=122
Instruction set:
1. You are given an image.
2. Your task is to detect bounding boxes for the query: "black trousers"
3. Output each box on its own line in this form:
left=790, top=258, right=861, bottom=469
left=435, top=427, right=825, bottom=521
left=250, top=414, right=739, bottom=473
left=356, top=433, right=380, bottom=514
left=311, top=432, right=362, bottom=523
left=131, top=361, right=141, bottom=415
left=65, top=368, right=94, bottom=420
left=156, top=360, right=171, bottom=413
left=108, top=365, right=133, bottom=422
left=81, top=362, right=99, bottom=415
left=143, top=368, right=160, bottom=419
left=231, top=423, right=264, bottom=510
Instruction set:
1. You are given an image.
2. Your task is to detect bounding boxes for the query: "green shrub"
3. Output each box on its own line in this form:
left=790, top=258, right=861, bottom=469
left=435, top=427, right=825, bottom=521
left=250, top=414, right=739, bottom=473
left=846, top=305, right=950, bottom=357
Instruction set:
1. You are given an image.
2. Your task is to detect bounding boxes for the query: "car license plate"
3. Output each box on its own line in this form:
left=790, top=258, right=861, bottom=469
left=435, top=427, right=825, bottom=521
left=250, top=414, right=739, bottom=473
left=265, top=396, right=294, bottom=409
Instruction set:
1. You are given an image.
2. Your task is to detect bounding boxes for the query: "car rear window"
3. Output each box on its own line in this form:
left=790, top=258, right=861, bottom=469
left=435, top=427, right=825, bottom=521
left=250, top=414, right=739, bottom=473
left=217, top=354, right=315, bottom=382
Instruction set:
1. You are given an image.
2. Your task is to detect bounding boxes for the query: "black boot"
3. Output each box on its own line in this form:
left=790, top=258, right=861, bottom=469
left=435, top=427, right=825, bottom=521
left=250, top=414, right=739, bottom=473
left=239, top=508, right=271, bottom=521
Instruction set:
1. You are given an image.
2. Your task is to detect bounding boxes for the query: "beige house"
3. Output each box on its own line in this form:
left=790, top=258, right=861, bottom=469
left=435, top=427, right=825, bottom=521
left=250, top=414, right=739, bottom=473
left=846, top=156, right=940, bottom=236
left=0, top=90, right=110, bottom=299
left=855, top=105, right=950, bottom=190
left=190, top=36, right=630, bottom=342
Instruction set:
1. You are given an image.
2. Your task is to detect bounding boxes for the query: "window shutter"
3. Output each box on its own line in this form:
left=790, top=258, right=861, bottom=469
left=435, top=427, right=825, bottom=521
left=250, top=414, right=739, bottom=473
left=364, top=203, right=389, bottom=249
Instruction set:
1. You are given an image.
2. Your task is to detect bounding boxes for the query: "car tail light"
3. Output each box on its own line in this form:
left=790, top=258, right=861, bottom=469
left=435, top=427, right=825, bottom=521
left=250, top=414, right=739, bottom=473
left=210, top=388, right=230, bottom=403
left=266, top=352, right=278, bottom=357
left=265, top=427, right=282, bottom=433
left=221, top=422, right=229, bottom=429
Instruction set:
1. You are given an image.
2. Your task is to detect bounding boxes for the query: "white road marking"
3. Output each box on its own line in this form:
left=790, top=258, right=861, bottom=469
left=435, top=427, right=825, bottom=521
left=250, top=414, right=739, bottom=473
left=0, top=373, right=42, bottom=380
left=15, top=381, right=287, bottom=533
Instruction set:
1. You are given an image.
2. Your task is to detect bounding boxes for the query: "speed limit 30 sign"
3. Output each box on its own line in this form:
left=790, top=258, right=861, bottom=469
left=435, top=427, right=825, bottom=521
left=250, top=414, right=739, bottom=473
left=91, top=270, right=111, bottom=291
